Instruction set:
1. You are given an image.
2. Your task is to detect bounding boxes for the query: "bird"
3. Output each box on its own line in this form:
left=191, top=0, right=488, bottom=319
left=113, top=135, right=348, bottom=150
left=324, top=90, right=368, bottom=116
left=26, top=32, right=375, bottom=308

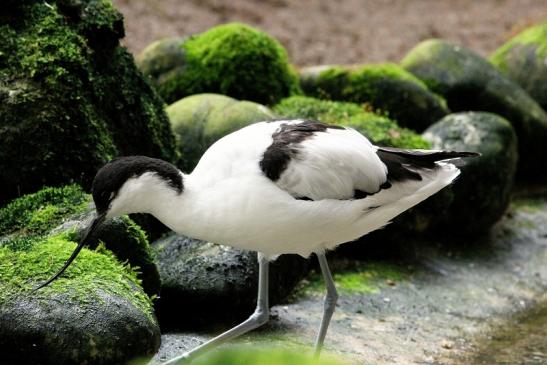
left=35, top=119, right=477, bottom=364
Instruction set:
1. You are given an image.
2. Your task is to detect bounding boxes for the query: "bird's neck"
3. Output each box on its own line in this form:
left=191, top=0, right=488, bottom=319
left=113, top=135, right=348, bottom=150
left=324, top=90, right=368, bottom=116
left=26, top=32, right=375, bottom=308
left=141, top=173, right=217, bottom=240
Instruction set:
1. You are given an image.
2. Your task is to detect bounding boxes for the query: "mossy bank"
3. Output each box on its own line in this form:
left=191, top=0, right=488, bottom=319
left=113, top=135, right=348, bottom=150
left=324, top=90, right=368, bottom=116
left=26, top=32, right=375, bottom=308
left=0, top=0, right=178, bottom=205
left=0, top=185, right=160, bottom=296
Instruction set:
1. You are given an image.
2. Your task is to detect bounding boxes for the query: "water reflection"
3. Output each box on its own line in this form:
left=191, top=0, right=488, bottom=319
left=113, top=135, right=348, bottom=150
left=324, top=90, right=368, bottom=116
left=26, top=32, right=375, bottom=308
left=459, top=302, right=547, bottom=365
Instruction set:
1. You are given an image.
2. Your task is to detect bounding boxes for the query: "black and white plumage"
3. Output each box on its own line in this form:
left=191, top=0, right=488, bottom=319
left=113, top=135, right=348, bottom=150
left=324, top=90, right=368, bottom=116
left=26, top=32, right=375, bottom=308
left=36, top=119, right=477, bottom=363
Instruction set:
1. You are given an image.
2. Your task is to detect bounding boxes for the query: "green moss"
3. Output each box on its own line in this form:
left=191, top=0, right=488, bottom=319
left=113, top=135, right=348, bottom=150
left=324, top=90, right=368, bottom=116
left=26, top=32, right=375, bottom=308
left=510, top=197, right=547, bottom=213
left=0, top=185, right=161, bottom=297
left=297, top=262, right=406, bottom=296
left=191, top=347, right=350, bottom=365
left=0, top=233, right=155, bottom=321
left=400, top=39, right=470, bottom=92
left=491, top=22, right=547, bottom=70
left=0, top=185, right=89, bottom=237
left=273, top=96, right=429, bottom=148
left=312, top=63, right=429, bottom=98
left=0, top=0, right=178, bottom=204
left=300, top=63, right=448, bottom=131
left=157, top=23, right=301, bottom=105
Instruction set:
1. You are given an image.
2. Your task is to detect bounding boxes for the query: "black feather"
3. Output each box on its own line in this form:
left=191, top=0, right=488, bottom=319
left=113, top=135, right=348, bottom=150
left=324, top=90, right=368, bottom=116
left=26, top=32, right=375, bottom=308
left=376, top=147, right=479, bottom=183
left=92, top=156, right=183, bottom=214
left=260, top=120, right=344, bottom=181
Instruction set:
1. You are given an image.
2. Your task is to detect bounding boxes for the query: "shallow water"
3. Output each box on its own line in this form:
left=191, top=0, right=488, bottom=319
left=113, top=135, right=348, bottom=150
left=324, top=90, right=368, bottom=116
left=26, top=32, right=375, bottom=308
left=457, top=301, right=547, bottom=365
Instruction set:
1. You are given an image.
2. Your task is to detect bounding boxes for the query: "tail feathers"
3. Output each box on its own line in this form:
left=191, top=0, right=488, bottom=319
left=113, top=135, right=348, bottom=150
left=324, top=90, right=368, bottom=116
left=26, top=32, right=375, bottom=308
left=376, top=147, right=479, bottom=183
left=377, top=146, right=480, bottom=164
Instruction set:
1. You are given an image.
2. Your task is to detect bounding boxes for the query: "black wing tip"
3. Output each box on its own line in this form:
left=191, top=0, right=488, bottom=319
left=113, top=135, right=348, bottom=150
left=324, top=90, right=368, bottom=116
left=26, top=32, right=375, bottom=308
left=377, top=147, right=481, bottom=159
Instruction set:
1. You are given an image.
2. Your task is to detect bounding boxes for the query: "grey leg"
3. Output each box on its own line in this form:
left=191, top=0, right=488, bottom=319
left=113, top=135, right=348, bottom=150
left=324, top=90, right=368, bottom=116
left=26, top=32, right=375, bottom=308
left=313, top=251, right=339, bottom=358
left=163, top=253, right=270, bottom=365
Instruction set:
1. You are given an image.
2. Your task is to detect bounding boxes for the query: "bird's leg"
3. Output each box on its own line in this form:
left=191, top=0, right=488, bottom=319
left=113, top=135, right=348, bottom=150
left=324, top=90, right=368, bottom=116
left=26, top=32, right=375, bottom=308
left=164, top=253, right=270, bottom=365
left=313, top=251, right=339, bottom=358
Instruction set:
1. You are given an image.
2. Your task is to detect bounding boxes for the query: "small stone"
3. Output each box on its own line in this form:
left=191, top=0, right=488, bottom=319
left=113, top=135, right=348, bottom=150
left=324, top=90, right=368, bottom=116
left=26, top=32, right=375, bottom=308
left=386, top=279, right=396, bottom=286
left=440, top=339, right=454, bottom=349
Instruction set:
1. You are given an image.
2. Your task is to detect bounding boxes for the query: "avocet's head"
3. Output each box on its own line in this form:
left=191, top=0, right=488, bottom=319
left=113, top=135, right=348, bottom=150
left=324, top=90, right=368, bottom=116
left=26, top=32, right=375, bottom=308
left=35, top=156, right=183, bottom=290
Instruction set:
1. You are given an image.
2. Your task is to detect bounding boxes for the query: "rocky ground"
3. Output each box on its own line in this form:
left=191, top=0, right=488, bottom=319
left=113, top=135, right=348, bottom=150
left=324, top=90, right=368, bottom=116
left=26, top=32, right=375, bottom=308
left=112, top=0, right=547, bottom=65
left=151, top=196, right=547, bottom=365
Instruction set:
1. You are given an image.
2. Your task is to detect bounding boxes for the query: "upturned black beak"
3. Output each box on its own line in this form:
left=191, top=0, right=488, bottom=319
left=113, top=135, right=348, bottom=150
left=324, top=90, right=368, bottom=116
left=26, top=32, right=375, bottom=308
left=34, top=211, right=107, bottom=291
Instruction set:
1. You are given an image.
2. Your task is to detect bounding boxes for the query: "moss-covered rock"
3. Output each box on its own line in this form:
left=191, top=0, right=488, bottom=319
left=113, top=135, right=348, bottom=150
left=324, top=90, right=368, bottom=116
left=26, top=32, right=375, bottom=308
left=152, top=234, right=309, bottom=328
left=273, top=95, right=430, bottom=148
left=136, top=36, right=187, bottom=90
left=299, top=64, right=449, bottom=131
left=137, top=23, right=301, bottom=105
left=54, top=212, right=161, bottom=297
left=0, top=185, right=89, bottom=238
left=423, top=112, right=518, bottom=235
left=167, top=93, right=276, bottom=172
left=491, top=22, right=547, bottom=111
left=0, top=234, right=160, bottom=365
left=0, top=0, right=179, bottom=205
left=0, top=185, right=161, bottom=297
left=401, top=39, right=547, bottom=180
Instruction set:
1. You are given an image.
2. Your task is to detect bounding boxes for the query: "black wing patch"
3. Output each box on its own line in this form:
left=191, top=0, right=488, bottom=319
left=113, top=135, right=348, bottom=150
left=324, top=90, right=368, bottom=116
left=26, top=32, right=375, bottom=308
left=376, top=147, right=479, bottom=183
left=260, top=120, right=344, bottom=181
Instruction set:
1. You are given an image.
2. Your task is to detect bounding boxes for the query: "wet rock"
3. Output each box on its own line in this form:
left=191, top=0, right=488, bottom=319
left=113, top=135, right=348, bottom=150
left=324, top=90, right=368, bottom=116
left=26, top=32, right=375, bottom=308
left=401, top=39, right=547, bottom=180
left=423, top=112, right=518, bottom=235
left=167, top=93, right=275, bottom=172
left=300, top=63, right=449, bottom=131
left=137, top=23, right=301, bottom=105
left=490, top=22, right=547, bottom=111
left=0, top=0, right=179, bottom=206
left=0, top=235, right=160, bottom=365
left=152, top=234, right=309, bottom=328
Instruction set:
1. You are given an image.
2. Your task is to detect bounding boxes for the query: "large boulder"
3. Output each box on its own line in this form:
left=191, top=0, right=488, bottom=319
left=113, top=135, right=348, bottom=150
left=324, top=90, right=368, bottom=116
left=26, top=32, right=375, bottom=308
left=167, top=93, right=276, bottom=172
left=273, top=95, right=430, bottom=148
left=0, top=234, right=160, bottom=365
left=491, top=22, right=547, bottom=110
left=152, top=234, right=309, bottom=328
left=0, top=185, right=161, bottom=297
left=423, top=112, right=518, bottom=235
left=299, top=63, right=449, bottom=131
left=401, top=39, right=547, bottom=180
left=0, top=0, right=179, bottom=205
left=136, top=23, right=301, bottom=105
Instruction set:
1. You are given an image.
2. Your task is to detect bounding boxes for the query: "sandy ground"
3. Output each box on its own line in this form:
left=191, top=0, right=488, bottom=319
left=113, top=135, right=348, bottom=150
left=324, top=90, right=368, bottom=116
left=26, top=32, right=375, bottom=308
left=112, top=0, right=547, bottom=66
